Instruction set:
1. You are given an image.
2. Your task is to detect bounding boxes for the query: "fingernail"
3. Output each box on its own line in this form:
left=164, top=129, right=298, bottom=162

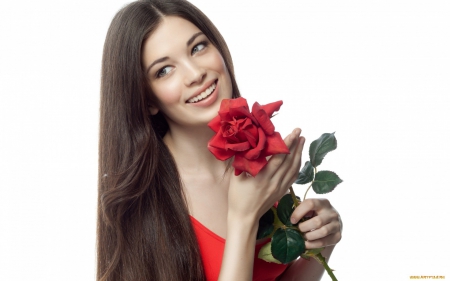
left=290, top=217, right=296, bottom=224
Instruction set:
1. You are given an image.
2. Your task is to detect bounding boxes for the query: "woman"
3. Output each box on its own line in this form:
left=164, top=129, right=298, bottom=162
left=98, top=0, right=342, bottom=280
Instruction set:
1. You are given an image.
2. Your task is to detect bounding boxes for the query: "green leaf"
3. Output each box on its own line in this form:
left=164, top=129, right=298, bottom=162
left=276, top=194, right=295, bottom=226
left=309, top=132, right=337, bottom=167
left=295, top=161, right=314, bottom=184
left=257, top=207, right=275, bottom=239
left=312, top=171, right=343, bottom=194
left=271, top=228, right=306, bottom=264
left=258, top=242, right=282, bottom=264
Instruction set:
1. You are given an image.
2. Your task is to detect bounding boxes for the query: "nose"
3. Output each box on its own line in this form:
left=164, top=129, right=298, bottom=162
left=183, top=59, right=206, bottom=86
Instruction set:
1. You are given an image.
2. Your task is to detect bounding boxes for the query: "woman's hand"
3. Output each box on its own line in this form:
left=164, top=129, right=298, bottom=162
left=219, top=128, right=304, bottom=280
left=290, top=199, right=342, bottom=249
left=227, top=128, right=305, bottom=222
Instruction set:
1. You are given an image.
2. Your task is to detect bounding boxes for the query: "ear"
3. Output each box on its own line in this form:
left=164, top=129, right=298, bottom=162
left=149, top=105, right=159, bottom=115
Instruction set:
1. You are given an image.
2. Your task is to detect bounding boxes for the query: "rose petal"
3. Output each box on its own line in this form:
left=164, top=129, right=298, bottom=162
left=252, top=102, right=275, bottom=135
left=261, top=100, right=283, bottom=117
left=218, top=111, right=231, bottom=122
left=233, top=154, right=268, bottom=177
left=262, top=132, right=290, bottom=156
left=222, top=121, right=239, bottom=138
left=237, top=127, right=258, bottom=147
left=235, top=121, right=257, bottom=146
left=225, top=141, right=251, bottom=151
left=218, top=97, right=250, bottom=121
left=241, top=118, right=254, bottom=129
left=208, top=128, right=228, bottom=149
left=208, top=146, right=235, bottom=161
left=243, top=127, right=266, bottom=159
left=217, top=99, right=234, bottom=121
left=229, top=97, right=249, bottom=108
left=207, top=131, right=235, bottom=160
left=224, top=134, right=240, bottom=143
left=207, top=98, right=288, bottom=177
left=208, top=115, right=222, bottom=132
left=229, top=106, right=257, bottom=124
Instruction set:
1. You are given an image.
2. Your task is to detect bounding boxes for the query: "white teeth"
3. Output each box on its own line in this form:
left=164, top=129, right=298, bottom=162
left=188, top=81, right=216, bottom=103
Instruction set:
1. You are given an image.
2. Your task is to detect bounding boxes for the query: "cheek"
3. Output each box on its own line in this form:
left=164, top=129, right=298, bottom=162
left=208, top=51, right=228, bottom=73
left=151, top=78, right=182, bottom=108
left=205, top=51, right=233, bottom=98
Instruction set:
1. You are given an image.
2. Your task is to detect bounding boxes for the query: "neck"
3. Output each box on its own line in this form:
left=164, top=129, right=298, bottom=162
left=163, top=123, right=228, bottom=177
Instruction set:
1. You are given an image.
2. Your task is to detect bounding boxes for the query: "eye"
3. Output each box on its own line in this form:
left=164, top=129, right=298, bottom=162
left=156, top=66, right=174, bottom=78
left=191, top=41, right=208, bottom=55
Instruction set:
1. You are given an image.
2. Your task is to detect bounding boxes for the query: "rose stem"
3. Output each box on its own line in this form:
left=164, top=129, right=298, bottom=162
left=303, top=183, right=312, bottom=202
left=303, top=167, right=317, bottom=200
left=312, top=253, right=338, bottom=281
left=289, top=186, right=299, bottom=207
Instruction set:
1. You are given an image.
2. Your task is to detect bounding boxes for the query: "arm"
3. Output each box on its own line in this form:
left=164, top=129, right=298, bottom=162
left=217, top=215, right=259, bottom=280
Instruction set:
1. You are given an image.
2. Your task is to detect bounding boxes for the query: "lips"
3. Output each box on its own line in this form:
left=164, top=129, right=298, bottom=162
left=186, top=79, right=218, bottom=103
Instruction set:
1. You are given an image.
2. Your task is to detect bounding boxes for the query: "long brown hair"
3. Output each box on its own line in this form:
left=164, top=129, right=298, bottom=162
left=98, top=0, right=240, bottom=280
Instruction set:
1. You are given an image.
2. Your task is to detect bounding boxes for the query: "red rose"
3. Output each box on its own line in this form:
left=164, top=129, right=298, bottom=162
left=207, top=97, right=290, bottom=177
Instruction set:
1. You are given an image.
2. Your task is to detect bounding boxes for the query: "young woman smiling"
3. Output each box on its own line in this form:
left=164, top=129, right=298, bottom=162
left=97, top=1, right=342, bottom=280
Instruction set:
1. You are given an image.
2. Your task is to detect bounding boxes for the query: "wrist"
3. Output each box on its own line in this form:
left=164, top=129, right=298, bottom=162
left=227, top=211, right=258, bottom=229
left=218, top=211, right=259, bottom=280
left=226, top=211, right=259, bottom=240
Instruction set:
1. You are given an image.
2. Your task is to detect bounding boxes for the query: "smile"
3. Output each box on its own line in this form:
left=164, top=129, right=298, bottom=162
left=187, top=80, right=217, bottom=103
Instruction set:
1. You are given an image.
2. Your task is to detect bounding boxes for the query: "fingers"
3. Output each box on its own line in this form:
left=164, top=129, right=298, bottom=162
left=290, top=198, right=331, bottom=224
left=297, top=207, right=338, bottom=233
left=290, top=198, right=343, bottom=249
left=305, top=230, right=342, bottom=249
left=303, top=220, right=341, bottom=241
left=260, top=128, right=302, bottom=179
left=229, top=128, right=304, bottom=220
left=278, top=135, right=305, bottom=188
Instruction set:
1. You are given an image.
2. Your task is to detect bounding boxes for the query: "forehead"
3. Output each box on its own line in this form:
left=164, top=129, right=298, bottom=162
left=142, top=16, right=202, bottom=63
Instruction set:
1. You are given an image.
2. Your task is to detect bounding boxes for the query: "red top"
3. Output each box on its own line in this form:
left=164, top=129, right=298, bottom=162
left=190, top=216, right=289, bottom=281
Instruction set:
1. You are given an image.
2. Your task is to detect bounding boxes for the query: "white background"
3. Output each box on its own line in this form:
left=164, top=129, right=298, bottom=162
left=1, top=0, right=449, bottom=280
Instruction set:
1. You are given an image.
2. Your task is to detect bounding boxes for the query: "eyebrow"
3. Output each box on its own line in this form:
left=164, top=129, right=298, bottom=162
left=186, top=31, right=203, bottom=46
left=146, top=31, right=204, bottom=74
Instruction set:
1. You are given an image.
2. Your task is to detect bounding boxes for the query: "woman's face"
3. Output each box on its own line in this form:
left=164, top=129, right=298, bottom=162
left=142, top=16, right=233, bottom=129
